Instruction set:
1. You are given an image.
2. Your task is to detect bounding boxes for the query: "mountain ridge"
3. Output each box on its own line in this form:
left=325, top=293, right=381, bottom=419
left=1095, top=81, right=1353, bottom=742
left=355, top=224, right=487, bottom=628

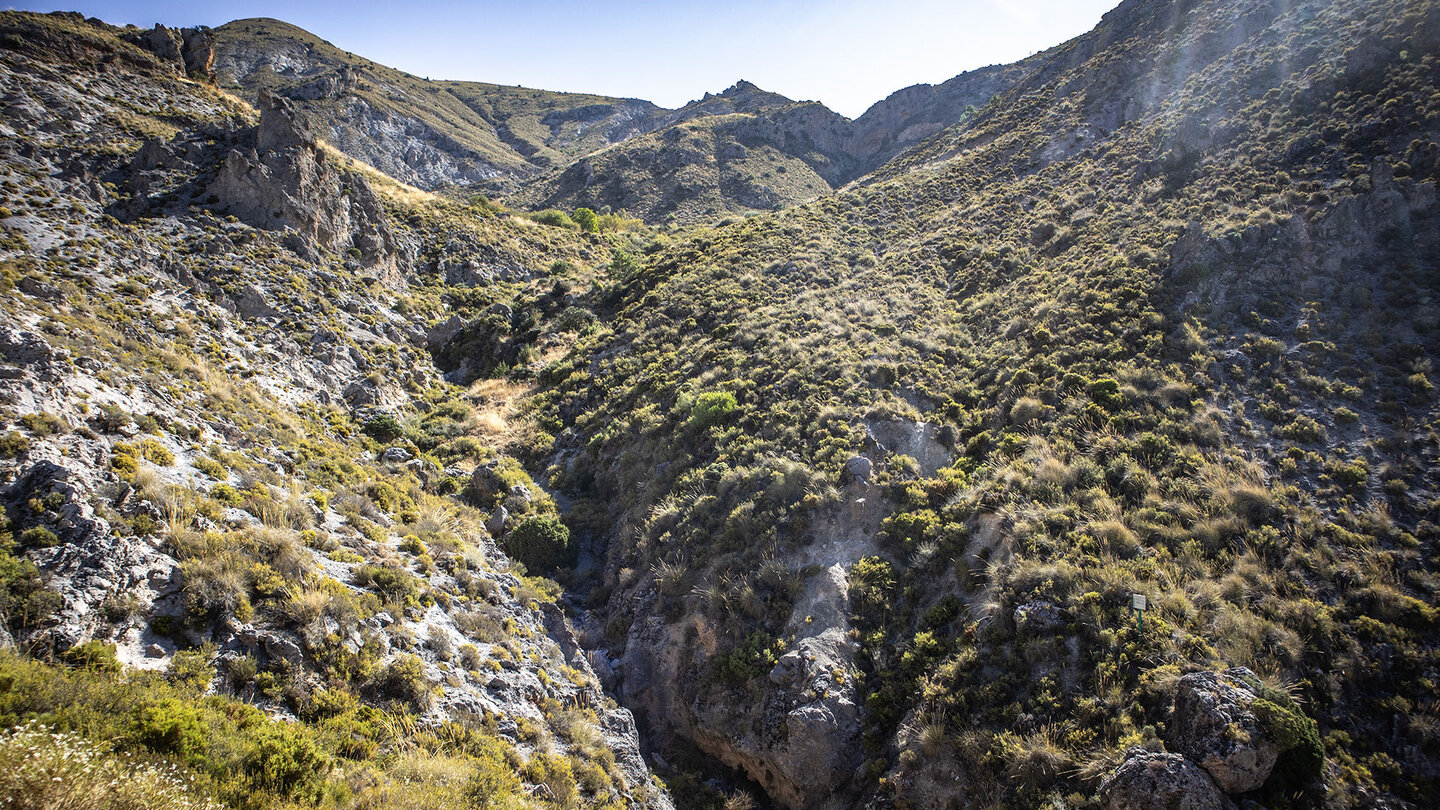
left=209, top=17, right=1031, bottom=223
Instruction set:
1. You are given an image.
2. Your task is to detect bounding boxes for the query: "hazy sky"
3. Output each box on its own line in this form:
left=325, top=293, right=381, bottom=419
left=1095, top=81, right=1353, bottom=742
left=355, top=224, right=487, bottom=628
left=6, top=0, right=1120, bottom=118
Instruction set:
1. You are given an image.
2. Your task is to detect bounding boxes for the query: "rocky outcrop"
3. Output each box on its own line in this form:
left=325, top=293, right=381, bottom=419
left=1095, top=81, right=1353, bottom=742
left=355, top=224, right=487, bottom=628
left=3, top=462, right=182, bottom=653
left=846, top=62, right=1026, bottom=177
left=123, top=24, right=214, bottom=78
left=1098, top=665, right=1311, bottom=807
left=206, top=91, right=397, bottom=277
left=107, top=91, right=399, bottom=281
left=1098, top=750, right=1235, bottom=810
left=1169, top=668, right=1280, bottom=793
left=618, top=557, right=867, bottom=810
left=0, top=327, right=66, bottom=385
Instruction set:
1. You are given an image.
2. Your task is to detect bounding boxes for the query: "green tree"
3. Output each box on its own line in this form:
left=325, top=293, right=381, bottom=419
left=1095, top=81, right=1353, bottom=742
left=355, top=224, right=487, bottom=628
left=504, top=515, right=572, bottom=573
left=572, top=207, right=599, bottom=233
left=610, top=247, right=640, bottom=282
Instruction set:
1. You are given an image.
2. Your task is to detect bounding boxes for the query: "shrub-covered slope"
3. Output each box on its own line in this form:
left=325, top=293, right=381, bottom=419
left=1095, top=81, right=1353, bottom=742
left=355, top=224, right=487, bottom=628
left=527, top=0, right=1440, bottom=806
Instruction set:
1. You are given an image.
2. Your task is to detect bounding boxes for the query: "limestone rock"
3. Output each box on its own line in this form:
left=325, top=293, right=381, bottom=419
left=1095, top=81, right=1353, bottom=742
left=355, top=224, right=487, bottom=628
left=125, top=24, right=183, bottom=72
left=426, top=314, right=466, bottom=351
left=256, top=91, right=313, bottom=152
left=3, top=462, right=181, bottom=652
left=123, top=24, right=214, bottom=78
left=1098, top=749, right=1235, bottom=810
left=1169, top=668, right=1279, bottom=794
left=470, top=464, right=504, bottom=500
left=0, top=327, right=64, bottom=383
left=206, top=92, right=396, bottom=276
left=180, top=28, right=215, bottom=75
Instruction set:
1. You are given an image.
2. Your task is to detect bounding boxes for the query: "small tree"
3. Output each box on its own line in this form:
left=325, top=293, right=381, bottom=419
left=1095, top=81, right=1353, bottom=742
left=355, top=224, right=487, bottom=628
left=572, top=207, right=599, bottom=233
left=610, top=247, right=640, bottom=282
left=504, top=515, right=572, bottom=573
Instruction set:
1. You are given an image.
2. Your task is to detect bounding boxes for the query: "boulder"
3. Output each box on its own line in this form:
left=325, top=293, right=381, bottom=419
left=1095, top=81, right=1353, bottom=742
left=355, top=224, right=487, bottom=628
left=1013, top=600, right=1065, bottom=635
left=426, top=314, right=466, bottom=351
left=1098, top=749, right=1235, bottom=810
left=1169, top=668, right=1279, bottom=793
left=843, top=456, right=873, bottom=485
left=381, top=446, right=413, bottom=463
left=487, top=505, right=509, bottom=536
left=261, top=632, right=304, bottom=666
left=470, top=464, right=504, bottom=499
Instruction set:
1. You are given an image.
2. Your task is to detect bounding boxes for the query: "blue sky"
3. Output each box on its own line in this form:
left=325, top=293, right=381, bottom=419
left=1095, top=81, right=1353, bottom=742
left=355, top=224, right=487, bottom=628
left=6, top=0, right=1120, bottom=118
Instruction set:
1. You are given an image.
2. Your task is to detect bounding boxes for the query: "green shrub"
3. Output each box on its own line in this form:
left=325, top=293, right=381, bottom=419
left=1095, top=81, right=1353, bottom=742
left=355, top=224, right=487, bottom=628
left=711, top=632, right=778, bottom=685
left=135, top=699, right=209, bottom=766
left=363, top=414, right=406, bottom=443
left=0, top=432, right=28, bottom=459
left=0, top=550, right=59, bottom=631
left=1088, top=378, right=1125, bottom=410
left=167, top=648, right=215, bottom=692
left=243, top=721, right=331, bottom=800
left=375, top=654, right=432, bottom=711
left=1237, top=670, right=1325, bottom=798
left=521, top=751, right=577, bottom=805
left=60, top=641, right=121, bottom=674
left=504, top=515, right=572, bottom=573
left=18, top=526, right=58, bottom=548
left=110, top=452, right=138, bottom=475
left=609, top=247, right=640, bottom=281
left=532, top=209, right=576, bottom=229
left=572, top=207, right=599, bottom=233
left=0, top=723, right=220, bottom=810
left=689, top=391, right=738, bottom=429
left=354, top=564, right=421, bottom=603
left=193, top=455, right=226, bottom=478
left=19, top=412, right=66, bottom=436
left=398, top=535, right=427, bottom=556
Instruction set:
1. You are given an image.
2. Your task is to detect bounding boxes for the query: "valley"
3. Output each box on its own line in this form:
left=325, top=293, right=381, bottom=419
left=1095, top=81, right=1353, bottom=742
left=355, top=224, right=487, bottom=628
left=0, top=1, right=1438, bottom=809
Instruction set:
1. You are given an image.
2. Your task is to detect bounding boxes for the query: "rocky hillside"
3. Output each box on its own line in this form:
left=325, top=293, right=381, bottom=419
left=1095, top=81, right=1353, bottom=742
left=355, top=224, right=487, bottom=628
left=0, top=10, right=669, bottom=809
left=2, top=1, right=1439, bottom=810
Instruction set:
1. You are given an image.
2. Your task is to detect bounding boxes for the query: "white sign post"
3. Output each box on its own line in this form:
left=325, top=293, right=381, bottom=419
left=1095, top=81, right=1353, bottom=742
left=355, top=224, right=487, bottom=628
left=1132, top=593, right=1147, bottom=634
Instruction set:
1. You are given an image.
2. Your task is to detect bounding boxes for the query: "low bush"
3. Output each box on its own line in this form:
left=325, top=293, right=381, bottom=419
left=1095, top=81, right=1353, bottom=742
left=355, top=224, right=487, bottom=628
left=503, top=515, right=572, bottom=573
